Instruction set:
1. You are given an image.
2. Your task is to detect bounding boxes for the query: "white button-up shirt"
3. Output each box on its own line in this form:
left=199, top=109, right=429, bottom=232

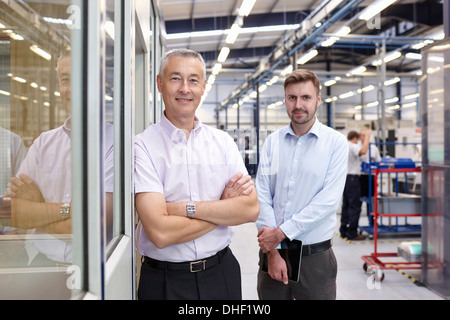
left=134, top=113, right=247, bottom=262
left=255, top=119, right=348, bottom=245
left=347, top=141, right=363, bottom=175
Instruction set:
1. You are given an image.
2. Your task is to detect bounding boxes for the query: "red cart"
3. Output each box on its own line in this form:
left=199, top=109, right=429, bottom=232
left=361, top=167, right=422, bottom=281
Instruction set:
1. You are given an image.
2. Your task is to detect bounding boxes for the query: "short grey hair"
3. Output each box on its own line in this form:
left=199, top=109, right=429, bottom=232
left=159, top=48, right=206, bottom=80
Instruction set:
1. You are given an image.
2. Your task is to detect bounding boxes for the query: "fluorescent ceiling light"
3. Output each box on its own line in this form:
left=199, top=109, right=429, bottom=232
left=226, top=23, right=241, bottom=44
left=165, top=29, right=224, bottom=40
left=384, top=77, right=400, bottom=86
left=267, top=75, right=279, bottom=85
left=258, top=84, right=267, bottom=92
left=30, top=45, right=52, bottom=61
left=212, top=63, right=222, bottom=75
left=335, top=26, right=351, bottom=37
left=281, top=65, right=293, bottom=76
left=207, top=75, right=216, bottom=85
left=324, top=79, right=337, bottom=86
left=359, top=0, right=397, bottom=21
left=241, top=24, right=299, bottom=34
left=339, top=91, right=355, bottom=99
left=412, top=40, right=434, bottom=50
left=239, top=0, right=256, bottom=17
left=384, top=51, right=402, bottom=63
left=429, top=30, right=445, bottom=40
left=9, top=33, right=24, bottom=40
left=217, top=47, right=230, bottom=63
left=372, top=51, right=402, bottom=66
left=43, top=17, right=72, bottom=26
left=346, top=65, right=366, bottom=76
left=0, top=90, right=10, bottom=96
left=404, top=93, right=419, bottom=100
left=297, top=49, right=318, bottom=65
left=321, top=25, right=351, bottom=47
left=405, top=52, right=422, bottom=60
left=357, top=85, right=375, bottom=93
left=321, top=36, right=339, bottom=47
left=385, top=97, right=399, bottom=104
left=12, top=76, right=26, bottom=83
left=403, top=102, right=417, bottom=108
left=164, top=24, right=299, bottom=40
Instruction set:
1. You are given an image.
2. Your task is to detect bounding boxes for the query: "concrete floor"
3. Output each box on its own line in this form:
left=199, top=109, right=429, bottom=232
left=230, top=215, right=445, bottom=300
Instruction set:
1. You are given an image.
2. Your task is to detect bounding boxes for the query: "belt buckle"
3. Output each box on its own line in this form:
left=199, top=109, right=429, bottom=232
left=190, top=260, right=206, bottom=272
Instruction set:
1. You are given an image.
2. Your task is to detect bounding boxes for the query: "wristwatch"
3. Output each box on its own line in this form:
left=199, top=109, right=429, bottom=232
left=186, top=201, right=196, bottom=218
left=60, top=202, right=71, bottom=219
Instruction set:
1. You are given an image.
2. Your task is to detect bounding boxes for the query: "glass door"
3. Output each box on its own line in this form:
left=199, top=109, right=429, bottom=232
left=0, top=0, right=82, bottom=299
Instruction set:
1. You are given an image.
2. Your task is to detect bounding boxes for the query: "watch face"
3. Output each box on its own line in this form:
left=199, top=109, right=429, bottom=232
left=61, top=203, right=70, bottom=219
left=186, top=201, right=195, bottom=218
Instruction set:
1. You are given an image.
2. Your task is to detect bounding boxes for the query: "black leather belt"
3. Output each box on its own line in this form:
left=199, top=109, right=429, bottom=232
left=143, top=246, right=229, bottom=273
left=302, top=239, right=332, bottom=256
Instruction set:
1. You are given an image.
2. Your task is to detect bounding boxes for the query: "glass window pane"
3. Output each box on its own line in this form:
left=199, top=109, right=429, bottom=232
left=105, top=0, right=116, bottom=245
left=0, top=0, right=79, bottom=299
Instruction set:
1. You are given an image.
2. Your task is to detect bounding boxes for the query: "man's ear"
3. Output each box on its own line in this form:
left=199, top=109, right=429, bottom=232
left=156, top=74, right=162, bottom=92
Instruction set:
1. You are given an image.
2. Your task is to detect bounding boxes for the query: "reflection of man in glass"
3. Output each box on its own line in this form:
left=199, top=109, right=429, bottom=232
left=9, top=49, right=114, bottom=264
left=0, top=127, right=27, bottom=221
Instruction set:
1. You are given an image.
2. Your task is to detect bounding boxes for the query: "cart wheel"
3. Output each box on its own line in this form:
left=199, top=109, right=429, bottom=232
left=363, top=263, right=368, bottom=272
left=375, top=269, right=385, bottom=282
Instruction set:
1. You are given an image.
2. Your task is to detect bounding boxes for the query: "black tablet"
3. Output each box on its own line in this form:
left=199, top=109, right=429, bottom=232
left=261, top=239, right=302, bottom=282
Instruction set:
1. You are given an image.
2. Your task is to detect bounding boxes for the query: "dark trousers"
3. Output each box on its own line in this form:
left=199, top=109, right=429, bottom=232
left=138, top=247, right=242, bottom=300
left=340, top=174, right=362, bottom=239
left=257, top=248, right=337, bottom=300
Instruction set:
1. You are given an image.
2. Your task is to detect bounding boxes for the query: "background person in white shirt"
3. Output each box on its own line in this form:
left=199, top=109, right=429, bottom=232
left=359, top=130, right=381, bottom=225
left=134, top=48, right=259, bottom=300
left=339, top=129, right=371, bottom=241
left=255, top=69, right=348, bottom=300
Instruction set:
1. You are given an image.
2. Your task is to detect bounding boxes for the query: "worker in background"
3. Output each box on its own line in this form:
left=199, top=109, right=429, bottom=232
left=339, top=129, right=371, bottom=241
left=134, top=48, right=259, bottom=300
left=359, top=130, right=381, bottom=225
left=255, top=69, right=348, bottom=300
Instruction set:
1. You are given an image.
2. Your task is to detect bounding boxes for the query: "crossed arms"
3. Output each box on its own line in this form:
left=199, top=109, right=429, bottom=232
left=135, top=172, right=260, bottom=249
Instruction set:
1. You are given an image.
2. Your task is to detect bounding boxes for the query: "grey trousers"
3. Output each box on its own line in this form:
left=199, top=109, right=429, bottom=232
left=257, top=247, right=337, bottom=300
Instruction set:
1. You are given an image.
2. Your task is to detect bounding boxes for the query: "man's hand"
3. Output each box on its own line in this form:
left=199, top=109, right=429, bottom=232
left=10, top=174, right=45, bottom=203
left=221, top=172, right=254, bottom=200
left=257, top=227, right=286, bottom=253
left=267, top=250, right=288, bottom=285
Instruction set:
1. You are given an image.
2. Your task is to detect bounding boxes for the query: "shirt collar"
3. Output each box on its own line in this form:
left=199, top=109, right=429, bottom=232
left=161, top=111, right=202, bottom=143
left=62, top=117, right=71, bottom=136
left=284, top=117, right=321, bottom=139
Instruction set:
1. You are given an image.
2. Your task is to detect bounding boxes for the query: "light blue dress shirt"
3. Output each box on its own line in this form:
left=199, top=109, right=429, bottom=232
left=255, top=118, right=348, bottom=245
